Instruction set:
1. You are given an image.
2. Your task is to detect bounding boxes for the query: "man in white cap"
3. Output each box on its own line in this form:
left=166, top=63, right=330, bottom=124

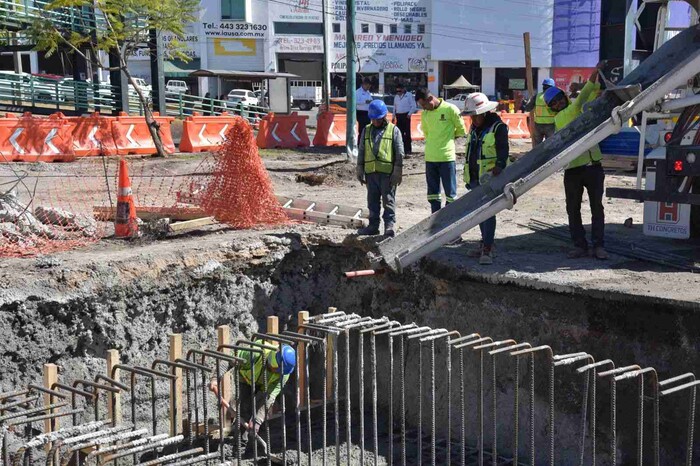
left=462, top=92, right=510, bottom=265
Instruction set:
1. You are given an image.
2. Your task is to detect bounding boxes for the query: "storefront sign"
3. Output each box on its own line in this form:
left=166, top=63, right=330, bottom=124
left=331, top=33, right=429, bottom=72
left=553, top=68, right=596, bottom=93
left=270, top=0, right=323, bottom=22
left=508, top=78, right=525, bottom=90
left=202, top=21, right=268, bottom=39
left=128, top=32, right=199, bottom=61
left=276, top=35, right=323, bottom=53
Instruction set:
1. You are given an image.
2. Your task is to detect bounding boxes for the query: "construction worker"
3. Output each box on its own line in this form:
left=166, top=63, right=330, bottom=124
left=414, top=87, right=467, bottom=213
left=524, top=78, right=557, bottom=146
left=208, top=340, right=295, bottom=451
left=356, top=77, right=374, bottom=132
left=393, top=83, right=417, bottom=155
left=356, top=99, right=404, bottom=237
left=544, top=63, right=608, bottom=260
left=462, top=93, right=509, bottom=265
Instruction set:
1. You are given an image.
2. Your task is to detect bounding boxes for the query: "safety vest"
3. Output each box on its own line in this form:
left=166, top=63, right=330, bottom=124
left=463, top=121, right=509, bottom=185
left=364, top=123, right=395, bottom=174
left=534, top=93, right=556, bottom=125
left=237, top=340, right=283, bottom=390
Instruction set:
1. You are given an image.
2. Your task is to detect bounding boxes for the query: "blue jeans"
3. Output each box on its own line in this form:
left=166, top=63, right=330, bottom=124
left=366, top=172, right=396, bottom=228
left=426, top=161, right=456, bottom=214
left=467, top=180, right=496, bottom=246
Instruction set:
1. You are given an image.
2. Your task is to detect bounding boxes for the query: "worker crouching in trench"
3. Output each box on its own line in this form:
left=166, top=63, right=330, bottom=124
left=208, top=341, right=296, bottom=454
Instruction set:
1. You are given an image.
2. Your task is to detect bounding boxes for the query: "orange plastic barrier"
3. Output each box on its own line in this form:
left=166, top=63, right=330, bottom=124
left=70, top=113, right=117, bottom=157
left=501, top=111, right=531, bottom=139
left=0, top=112, right=75, bottom=163
left=463, top=115, right=472, bottom=132
left=256, top=112, right=311, bottom=149
left=179, top=112, right=237, bottom=153
left=313, top=111, right=358, bottom=147
left=112, top=112, right=175, bottom=155
left=410, top=113, right=424, bottom=141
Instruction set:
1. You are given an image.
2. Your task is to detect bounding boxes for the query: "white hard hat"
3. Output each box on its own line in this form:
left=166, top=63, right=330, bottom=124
left=463, top=92, right=498, bottom=116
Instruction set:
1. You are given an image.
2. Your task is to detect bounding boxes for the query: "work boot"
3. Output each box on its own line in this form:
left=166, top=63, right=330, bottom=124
left=357, top=225, right=380, bottom=236
left=467, top=242, right=483, bottom=257
left=479, top=246, right=494, bottom=265
left=567, top=247, right=588, bottom=259
left=384, top=224, right=396, bottom=238
left=593, top=246, right=609, bottom=260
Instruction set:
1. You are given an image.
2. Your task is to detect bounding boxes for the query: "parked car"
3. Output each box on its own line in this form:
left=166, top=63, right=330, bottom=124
left=165, top=80, right=189, bottom=95
left=58, top=78, right=113, bottom=103
left=128, top=77, right=152, bottom=100
left=446, top=93, right=469, bottom=111
left=227, top=89, right=259, bottom=106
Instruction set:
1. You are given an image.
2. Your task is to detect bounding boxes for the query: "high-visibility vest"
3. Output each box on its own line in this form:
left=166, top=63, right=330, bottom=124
left=534, top=93, right=556, bottom=125
left=364, top=122, right=395, bottom=174
left=237, top=340, right=283, bottom=390
left=463, top=121, right=509, bottom=185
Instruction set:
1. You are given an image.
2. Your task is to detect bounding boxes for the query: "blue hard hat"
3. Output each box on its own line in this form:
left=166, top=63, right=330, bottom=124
left=543, top=86, right=565, bottom=105
left=271, top=344, right=296, bottom=375
left=368, top=99, right=388, bottom=119
left=542, top=78, right=556, bottom=88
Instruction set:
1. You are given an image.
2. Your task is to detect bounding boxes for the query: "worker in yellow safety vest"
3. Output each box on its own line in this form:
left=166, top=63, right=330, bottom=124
left=525, top=78, right=557, bottom=146
left=544, top=62, right=608, bottom=260
left=462, top=92, right=510, bottom=265
left=356, top=99, right=405, bottom=237
left=209, top=340, right=295, bottom=452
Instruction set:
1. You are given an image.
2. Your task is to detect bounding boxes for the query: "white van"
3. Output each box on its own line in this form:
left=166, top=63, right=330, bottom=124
left=166, top=80, right=189, bottom=95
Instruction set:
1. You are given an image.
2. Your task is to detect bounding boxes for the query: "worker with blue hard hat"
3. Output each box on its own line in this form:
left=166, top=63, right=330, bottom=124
left=209, top=339, right=295, bottom=451
left=356, top=99, right=405, bottom=237
left=544, top=62, right=608, bottom=261
left=524, top=77, right=558, bottom=146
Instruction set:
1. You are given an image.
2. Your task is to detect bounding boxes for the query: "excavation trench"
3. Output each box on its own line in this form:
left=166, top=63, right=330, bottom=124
left=0, top=232, right=698, bottom=465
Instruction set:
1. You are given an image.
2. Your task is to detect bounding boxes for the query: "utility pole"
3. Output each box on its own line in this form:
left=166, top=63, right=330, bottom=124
left=523, top=32, right=536, bottom=148
left=321, top=0, right=331, bottom=109
left=345, top=0, right=357, bottom=161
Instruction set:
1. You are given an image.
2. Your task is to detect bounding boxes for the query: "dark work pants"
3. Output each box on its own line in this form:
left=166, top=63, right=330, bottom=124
left=532, top=123, right=555, bottom=146
left=467, top=180, right=496, bottom=246
left=426, top=161, right=456, bottom=214
left=564, top=163, right=605, bottom=249
left=396, top=113, right=412, bottom=154
left=356, top=111, right=370, bottom=146
left=366, top=172, right=396, bottom=228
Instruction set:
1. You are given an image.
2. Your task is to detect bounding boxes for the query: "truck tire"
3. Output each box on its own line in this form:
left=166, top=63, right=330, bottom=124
left=299, top=101, right=310, bottom=111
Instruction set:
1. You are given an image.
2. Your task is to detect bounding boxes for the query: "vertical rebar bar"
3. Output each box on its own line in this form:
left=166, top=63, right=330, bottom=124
left=446, top=339, right=452, bottom=466
left=263, top=358, right=271, bottom=466
left=460, top=348, right=465, bottom=466
left=360, top=331, right=365, bottom=465
left=306, top=340, right=312, bottom=465
left=236, top=369, right=241, bottom=466
left=323, top=339, right=328, bottom=466
left=389, top=335, right=394, bottom=466
left=578, top=368, right=590, bottom=466
left=530, top=354, right=535, bottom=466
left=431, top=340, right=436, bottom=466
left=513, top=356, right=520, bottom=466
left=346, top=330, right=352, bottom=464
left=492, top=354, right=497, bottom=464
left=418, top=338, right=423, bottom=466
left=250, top=351, right=258, bottom=463
left=372, top=332, right=379, bottom=466
left=549, top=361, right=555, bottom=466
left=688, top=385, right=696, bottom=466
left=400, top=335, right=407, bottom=466
left=296, top=344, right=302, bottom=465
left=478, top=349, right=484, bottom=466
left=611, top=377, right=616, bottom=466
left=638, top=375, right=644, bottom=466
left=334, top=335, right=340, bottom=466
left=281, top=353, right=287, bottom=466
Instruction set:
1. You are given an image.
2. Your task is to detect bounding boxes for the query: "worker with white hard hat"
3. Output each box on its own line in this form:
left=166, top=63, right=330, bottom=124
left=462, top=92, right=510, bottom=265
left=524, top=77, right=558, bottom=146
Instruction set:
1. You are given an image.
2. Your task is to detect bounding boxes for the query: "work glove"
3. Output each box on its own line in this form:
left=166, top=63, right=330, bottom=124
left=390, top=166, right=403, bottom=187
left=356, top=165, right=365, bottom=185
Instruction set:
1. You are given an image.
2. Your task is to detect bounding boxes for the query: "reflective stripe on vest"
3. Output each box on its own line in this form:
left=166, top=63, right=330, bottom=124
left=238, top=340, right=281, bottom=389
left=534, top=93, right=556, bottom=124
left=463, top=121, right=509, bottom=185
left=364, top=123, right=395, bottom=174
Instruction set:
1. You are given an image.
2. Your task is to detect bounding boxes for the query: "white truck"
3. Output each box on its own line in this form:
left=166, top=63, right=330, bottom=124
left=290, top=80, right=322, bottom=111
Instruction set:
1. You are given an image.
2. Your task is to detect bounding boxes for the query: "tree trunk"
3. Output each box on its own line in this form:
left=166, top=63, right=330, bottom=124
left=121, top=64, right=168, bottom=157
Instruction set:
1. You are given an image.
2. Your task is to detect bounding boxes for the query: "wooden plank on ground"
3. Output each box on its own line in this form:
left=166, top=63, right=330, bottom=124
left=93, top=206, right=207, bottom=222
left=169, top=217, right=217, bottom=232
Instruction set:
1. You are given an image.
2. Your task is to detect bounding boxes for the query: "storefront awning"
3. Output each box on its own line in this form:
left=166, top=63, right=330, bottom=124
left=189, top=69, right=299, bottom=80
left=165, top=59, right=201, bottom=78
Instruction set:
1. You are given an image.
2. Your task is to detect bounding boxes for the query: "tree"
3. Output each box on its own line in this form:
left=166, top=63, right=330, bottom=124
left=26, top=0, right=199, bottom=156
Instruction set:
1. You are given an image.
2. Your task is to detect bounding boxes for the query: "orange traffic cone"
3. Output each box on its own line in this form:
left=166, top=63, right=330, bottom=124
left=115, top=158, right=139, bottom=238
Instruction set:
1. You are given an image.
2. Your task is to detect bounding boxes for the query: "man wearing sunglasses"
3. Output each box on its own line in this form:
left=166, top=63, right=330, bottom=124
left=544, top=63, right=608, bottom=260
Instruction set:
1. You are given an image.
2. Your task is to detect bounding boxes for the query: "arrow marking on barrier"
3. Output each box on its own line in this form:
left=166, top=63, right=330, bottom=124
left=219, top=124, right=229, bottom=140
left=290, top=123, right=301, bottom=142
left=271, top=123, right=282, bottom=143
left=417, top=123, right=423, bottom=136
left=89, top=125, right=99, bottom=147
left=328, top=122, right=341, bottom=141
left=126, top=124, right=137, bottom=146
left=44, top=128, right=59, bottom=154
left=198, top=123, right=208, bottom=143
left=9, top=128, right=24, bottom=154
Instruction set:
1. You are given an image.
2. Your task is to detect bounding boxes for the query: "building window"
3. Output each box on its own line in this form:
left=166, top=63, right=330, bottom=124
left=404, top=24, right=411, bottom=34
left=361, top=23, right=369, bottom=33
left=332, top=23, right=341, bottom=33
left=390, top=24, right=397, bottom=33
left=375, top=24, right=383, bottom=33
left=274, top=22, right=324, bottom=34
left=221, top=0, right=246, bottom=20
left=417, top=24, right=425, bottom=34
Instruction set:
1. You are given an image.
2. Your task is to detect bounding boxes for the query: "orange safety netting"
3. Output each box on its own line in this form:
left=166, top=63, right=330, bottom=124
left=192, top=115, right=289, bottom=228
left=0, top=115, right=287, bottom=259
